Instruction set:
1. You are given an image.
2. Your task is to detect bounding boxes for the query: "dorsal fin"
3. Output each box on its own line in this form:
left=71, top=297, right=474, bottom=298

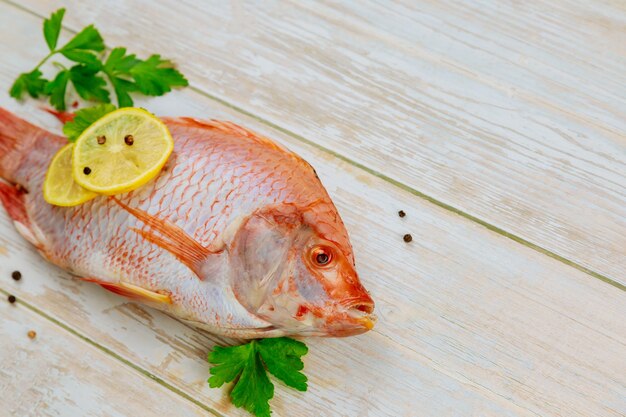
left=176, top=117, right=287, bottom=152
left=112, top=197, right=221, bottom=278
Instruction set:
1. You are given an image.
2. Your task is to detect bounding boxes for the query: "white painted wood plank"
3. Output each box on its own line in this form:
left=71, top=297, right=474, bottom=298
left=14, top=0, right=626, bottom=284
left=1, top=4, right=625, bottom=417
left=0, top=295, right=209, bottom=417
left=321, top=0, right=626, bottom=135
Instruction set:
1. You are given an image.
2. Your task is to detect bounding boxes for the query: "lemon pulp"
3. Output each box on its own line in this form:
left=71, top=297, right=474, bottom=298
left=43, top=143, right=98, bottom=206
left=72, top=107, right=173, bottom=195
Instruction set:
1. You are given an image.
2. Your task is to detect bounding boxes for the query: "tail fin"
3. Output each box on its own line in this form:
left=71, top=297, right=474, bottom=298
left=0, top=107, right=64, bottom=184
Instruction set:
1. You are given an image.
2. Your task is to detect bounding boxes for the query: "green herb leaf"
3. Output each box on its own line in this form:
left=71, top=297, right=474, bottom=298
left=208, top=342, right=273, bottom=417
left=231, top=348, right=273, bottom=417
left=70, top=65, right=109, bottom=103
left=103, top=47, right=140, bottom=107
left=208, top=338, right=308, bottom=417
left=43, top=8, right=66, bottom=51
left=61, top=25, right=105, bottom=53
left=258, top=338, right=308, bottom=391
left=9, top=70, right=47, bottom=99
left=104, top=47, right=141, bottom=74
left=44, top=70, right=70, bottom=110
left=110, top=77, right=136, bottom=107
left=63, top=103, right=116, bottom=141
left=130, top=55, right=188, bottom=96
left=61, top=50, right=102, bottom=69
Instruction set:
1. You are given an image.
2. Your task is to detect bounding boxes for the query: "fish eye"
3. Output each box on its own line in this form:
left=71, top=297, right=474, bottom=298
left=311, top=245, right=333, bottom=267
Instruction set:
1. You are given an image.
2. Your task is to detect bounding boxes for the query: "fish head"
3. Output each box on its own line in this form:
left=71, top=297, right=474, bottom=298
left=231, top=202, right=375, bottom=337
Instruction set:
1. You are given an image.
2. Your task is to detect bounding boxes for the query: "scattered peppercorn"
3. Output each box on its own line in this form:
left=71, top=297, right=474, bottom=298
left=11, top=271, right=21, bottom=281
left=398, top=210, right=406, bottom=218
left=97, top=135, right=106, bottom=145
left=124, top=134, right=134, bottom=145
left=8, top=295, right=16, bottom=304
left=83, top=167, right=92, bottom=175
left=403, top=234, right=412, bottom=243
left=27, top=330, right=37, bottom=339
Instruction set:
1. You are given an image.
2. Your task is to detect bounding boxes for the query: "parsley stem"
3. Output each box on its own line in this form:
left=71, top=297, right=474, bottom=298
left=33, top=51, right=57, bottom=71
left=52, top=62, right=67, bottom=71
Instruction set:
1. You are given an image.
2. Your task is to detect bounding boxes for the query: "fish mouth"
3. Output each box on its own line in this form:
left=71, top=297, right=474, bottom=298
left=347, top=300, right=375, bottom=314
left=322, top=300, right=376, bottom=337
left=347, top=302, right=376, bottom=330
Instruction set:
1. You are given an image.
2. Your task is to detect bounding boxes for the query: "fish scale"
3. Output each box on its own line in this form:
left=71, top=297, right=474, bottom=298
left=0, top=109, right=375, bottom=338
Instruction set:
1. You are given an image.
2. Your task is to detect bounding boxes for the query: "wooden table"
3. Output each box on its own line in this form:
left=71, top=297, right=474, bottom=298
left=1, top=1, right=624, bottom=416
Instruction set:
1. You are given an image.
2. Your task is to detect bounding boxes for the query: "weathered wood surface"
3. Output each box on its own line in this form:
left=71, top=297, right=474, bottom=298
left=13, top=0, right=626, bottom=284
left=0, top=294, right=208, bottom=417
left=0, top=2, right=625, bottom=417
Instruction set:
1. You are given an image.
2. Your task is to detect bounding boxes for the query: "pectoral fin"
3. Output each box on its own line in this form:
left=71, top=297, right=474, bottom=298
left=82, top=278, right=172, bottom=304
left=112, top=197, right=222, bottom=279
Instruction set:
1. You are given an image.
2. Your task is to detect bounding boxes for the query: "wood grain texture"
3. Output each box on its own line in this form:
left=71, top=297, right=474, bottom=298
left=1, top=4, right=626, bottom=417
left=0, top=296, right=208, bottom=417
left=12, top=0, right=626, bottom=284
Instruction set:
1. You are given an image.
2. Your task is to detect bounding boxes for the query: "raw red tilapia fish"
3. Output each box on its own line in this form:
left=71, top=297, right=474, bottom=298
left=0, top=108, right=375, bottom=337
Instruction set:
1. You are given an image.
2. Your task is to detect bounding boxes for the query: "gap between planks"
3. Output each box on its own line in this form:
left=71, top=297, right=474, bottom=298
left=4, top=0, right=622, bottom=292
left=0, top=286, right=225, bottom=417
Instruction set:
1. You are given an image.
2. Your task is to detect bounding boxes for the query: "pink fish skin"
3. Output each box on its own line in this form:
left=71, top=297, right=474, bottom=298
left=0, top=108, right=375, bottom=338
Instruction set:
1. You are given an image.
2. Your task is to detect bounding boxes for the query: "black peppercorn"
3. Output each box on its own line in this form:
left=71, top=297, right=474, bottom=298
left=403, top=234, right=412, bottom=243
left=11, top=271, right=21, bottom=281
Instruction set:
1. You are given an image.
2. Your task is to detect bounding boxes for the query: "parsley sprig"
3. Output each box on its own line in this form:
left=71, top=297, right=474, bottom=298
left=208, top=337, right=309, bottom=417
left=10, top=8, right=188, bottom=111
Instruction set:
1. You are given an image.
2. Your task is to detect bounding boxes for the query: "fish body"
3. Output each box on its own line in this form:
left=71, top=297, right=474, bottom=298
left=0, top=108, right=375, bottom=338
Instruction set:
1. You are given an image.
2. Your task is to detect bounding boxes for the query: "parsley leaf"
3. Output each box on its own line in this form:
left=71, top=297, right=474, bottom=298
left=10, top=70, right=47, bottom=99
left=103, top=47, right=141, bottom=107
left=63, top=103, right=116, bottom=142
left=70, top=65, right=109, bottom=103
left=110, top=77, right=136, bottom=107
left=258, top=338, right=308, bottom=391
left=104, top=47, right=141, bottom=74
left=208, top=338, right=308, bottom=417
left=62, top=50, right=102, bottom=69
left=130, top=55, right=188, bottom=96
left=43, top=8, right=65, bottom=51
left=60, top=25, right=105, bottom=53
left=44, top=70, right=70, bottom=110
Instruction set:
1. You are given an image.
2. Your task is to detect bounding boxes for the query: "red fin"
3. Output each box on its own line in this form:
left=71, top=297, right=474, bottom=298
left=112, top=197, right=218, bottom=278
left=82, top=278, right=172, bottom=304
left=42, top=107, right=75, bottom=123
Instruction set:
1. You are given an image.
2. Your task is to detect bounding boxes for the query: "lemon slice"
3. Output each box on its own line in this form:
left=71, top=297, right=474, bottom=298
left=43, top=143, right=98, bottom=206
left=72, top=108, right=173, bottom=195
